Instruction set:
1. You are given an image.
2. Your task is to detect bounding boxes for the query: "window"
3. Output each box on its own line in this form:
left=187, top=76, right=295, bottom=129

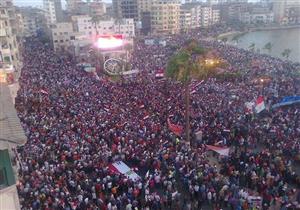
left=60, top=40, right=64, bottom=43
left=70, top=36, right=75, bottom=40
left=0, top=168, right=7, bottom=188
left=54, top=40, right=58, bottom=43
left=64, top=32, right=68, bottom=35
left=4, top=56, right=10, bottom=62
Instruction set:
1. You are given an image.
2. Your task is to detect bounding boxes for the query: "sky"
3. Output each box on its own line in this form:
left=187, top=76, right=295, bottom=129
left=13, top=0, right=259, bottom=8
left=13, top=0, right=112, bottom=7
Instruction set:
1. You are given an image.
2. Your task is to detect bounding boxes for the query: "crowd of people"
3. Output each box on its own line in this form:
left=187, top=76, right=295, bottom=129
left=14, top=25, right=300, bottom=210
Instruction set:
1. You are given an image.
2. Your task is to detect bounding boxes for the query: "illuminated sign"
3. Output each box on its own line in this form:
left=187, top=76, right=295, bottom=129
left=95, top=35, right=124, bottom=49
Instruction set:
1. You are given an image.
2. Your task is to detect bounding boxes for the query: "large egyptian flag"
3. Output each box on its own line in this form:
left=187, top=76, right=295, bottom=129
left=255, top=96, right=265, bottom=113
left=167, top=118, right=183, bottom=136
left=108, top=161, right=140, bottom=181
left=206, top=145, right=230, bottom=156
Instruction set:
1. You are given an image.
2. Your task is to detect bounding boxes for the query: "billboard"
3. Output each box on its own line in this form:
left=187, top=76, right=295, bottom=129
left=95, top=34, right=124, bottom=50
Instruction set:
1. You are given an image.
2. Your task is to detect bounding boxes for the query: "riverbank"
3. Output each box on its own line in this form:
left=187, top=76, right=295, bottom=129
left=217, top=31, right=244, bottom=40
left=250, top=24, right=300, bottom=32
left=216, top=24, right=300, bottom=40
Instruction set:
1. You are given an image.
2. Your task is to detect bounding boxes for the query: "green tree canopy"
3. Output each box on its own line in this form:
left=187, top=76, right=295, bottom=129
left=282, top=49, right=292, bottom=60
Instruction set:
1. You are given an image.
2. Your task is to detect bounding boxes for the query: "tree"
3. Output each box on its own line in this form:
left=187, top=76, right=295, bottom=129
left=263, top=42, right=272, bottom=54
left=248, top=43, right=255, bottom=52
left=281, top=49, right=291, bottom=60
left=91, top=15, right=102, bottom=36
left=221, top=37, right=228, bottom=43
left=232, top=35, right=239, bottom=44
left=166, top=40, right=208, bottom=146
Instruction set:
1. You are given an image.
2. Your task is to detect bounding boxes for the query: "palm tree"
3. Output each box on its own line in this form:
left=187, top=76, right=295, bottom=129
left=263, top=42, right=272, bottom=54
left=221, top=37, right=228, bottom=43
left=248, top=43, right=255, bottom=52
left=166, top=40, right=208, bottom=146
left=91, top=15, right=102, bottom=36
left=281, top=49, right=291, bottom=60
left=123, top=43, right=132, bottom=71
left=232, top=35, right=239, bottom=44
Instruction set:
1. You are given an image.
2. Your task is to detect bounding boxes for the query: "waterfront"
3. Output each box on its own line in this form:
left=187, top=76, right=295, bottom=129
left=227, top=27, right=300, bottom=63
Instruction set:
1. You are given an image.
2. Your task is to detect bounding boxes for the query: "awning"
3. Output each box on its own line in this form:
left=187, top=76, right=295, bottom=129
left=0, top=84, right=27, bottom=150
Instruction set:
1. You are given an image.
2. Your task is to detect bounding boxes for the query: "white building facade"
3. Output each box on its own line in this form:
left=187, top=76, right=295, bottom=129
left=50, top=22, right=76, bottom=51
left=72, top=15, right=135, bottom=38
left=43, top=0, right=63, bottom=25
left=181, top=3, right=220, bottom=29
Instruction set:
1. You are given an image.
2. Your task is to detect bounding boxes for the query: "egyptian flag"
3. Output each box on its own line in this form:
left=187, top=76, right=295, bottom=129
left=255, top=96, right=265, bottom=113
left=206, top=145, right=230, bottom=156
left=40, top=89, right=49, bottom=94
left=190, top=80, right=204, bottom=94
left=155, top=69, right=164, bottom=78
left=167, top=118, right=183, bottom=136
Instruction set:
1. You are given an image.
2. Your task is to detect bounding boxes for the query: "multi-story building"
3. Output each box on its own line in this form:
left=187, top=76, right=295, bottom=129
left=200, top=5, right=212, bottom=27
left=179, top=7, right=192, bottom=31
left=239, top=6, right=274, bottom=24
left=137, top=0, right=153, bottom=34
left=112, top=0, right=138, bottom=21
left=0, top=2, right=27, bottom=210
left=0, top=1, right=21, bottom=82
left=273, top=0, right=300, bottom=24
left=219, top=2, right=249, bottom=22
left=66, top=0, right=82, bottom=12
left=72, top=15, right=135, bottom=38
left=151, top=0, right=180, bottom=34
left=181, top=2, right=220, bottom=28
left=43, top=0, right=63, bottom=25
left=89, top=1, right=106, bottom=17
left=212, top=6, right=221, bottom=24
left=17, top=7, right=47, bottom=37
left=0, top=83, right=27, bottom=210
left=50, top=22, right=76, bottom=51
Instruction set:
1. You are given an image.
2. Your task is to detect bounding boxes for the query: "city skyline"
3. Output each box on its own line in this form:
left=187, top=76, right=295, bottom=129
left=13, top=0, right=260, bottom=7
left=14, top=0, right=112, bottom=7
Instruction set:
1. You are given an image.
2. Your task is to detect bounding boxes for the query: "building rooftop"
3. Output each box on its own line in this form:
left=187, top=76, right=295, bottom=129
left=0, top=84, right=26, bottom=149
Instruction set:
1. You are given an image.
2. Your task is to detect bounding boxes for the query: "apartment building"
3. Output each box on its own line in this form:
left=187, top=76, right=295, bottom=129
left=112, top=0, right=138, bottom=20
left=137, top=0, right=152, bottom=34
left=273, top=0, right=300, bottom=24
left=0, top=83, right=27, bottom=210
left=72, top=15, right=135, bottom=38
left=180, top=3, right=220, bottom=29
left=151, top=0, right=180, bottom=34
left=179, top=8, right=192, bottom=31
left=50, top=22, right=76, bottom=51
left=43, top=0, right=63, bottom=25
left=240, top=7, right=274, bottom=24
left=0, top=1, right=21, bottom=83
left=17, top=7, right=47, bottom=37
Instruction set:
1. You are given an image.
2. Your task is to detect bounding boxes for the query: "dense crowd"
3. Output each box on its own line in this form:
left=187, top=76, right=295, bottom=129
left=15, top=26, right=300, bottom=210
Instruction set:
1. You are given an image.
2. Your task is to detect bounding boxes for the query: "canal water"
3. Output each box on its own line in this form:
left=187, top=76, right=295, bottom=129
left=227, top=27, right=300, bottom=63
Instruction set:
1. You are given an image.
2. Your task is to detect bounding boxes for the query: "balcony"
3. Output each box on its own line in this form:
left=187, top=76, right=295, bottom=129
left=0, top=28, right=7, bottom=37
left=0, top=63, right=14, bottom=74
